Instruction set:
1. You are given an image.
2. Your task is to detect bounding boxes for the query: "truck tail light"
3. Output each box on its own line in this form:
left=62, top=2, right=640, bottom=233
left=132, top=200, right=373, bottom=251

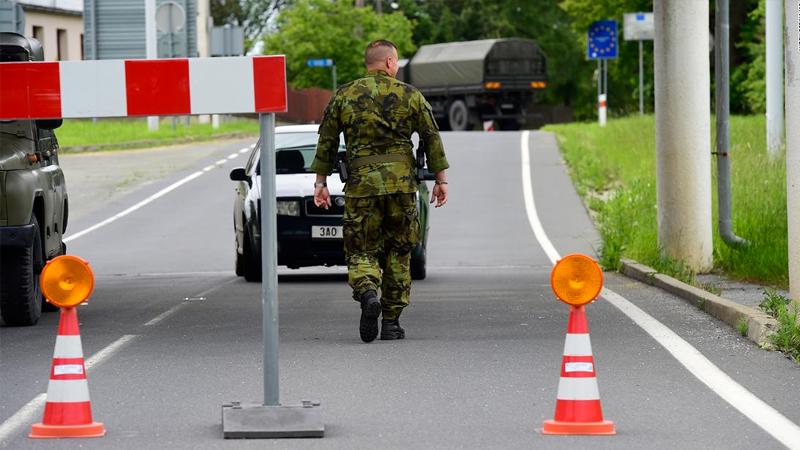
left=484, top=81, right=502, bottom=89
left=531, top=81, right=547, bottom=89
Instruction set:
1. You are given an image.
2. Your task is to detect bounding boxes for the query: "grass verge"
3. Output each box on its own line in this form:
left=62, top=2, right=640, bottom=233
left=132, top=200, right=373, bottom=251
left=759, top=290, right=800, bottom=361
left=544, top=114, right=788, bottom=289
left=56, top=117, right=260, bottom=151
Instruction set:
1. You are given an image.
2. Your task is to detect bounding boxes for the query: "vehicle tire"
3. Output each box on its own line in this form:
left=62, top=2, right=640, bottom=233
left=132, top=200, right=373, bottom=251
left=234, top=215, right=245, bottom=277
left=242, top=225, right=262, bottom=282
left=410, top=243, right=427, bottom=281
left=448, top=100, right=470, bottom=131
left=0, top=216, right=44, bottom=326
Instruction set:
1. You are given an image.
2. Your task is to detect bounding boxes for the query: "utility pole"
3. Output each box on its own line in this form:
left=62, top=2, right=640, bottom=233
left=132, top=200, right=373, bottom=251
left=653, top=0, right=713, bottom=271
left=786, top=0, right=800, bottom=302
left=766, top=0, right=784, bottom=157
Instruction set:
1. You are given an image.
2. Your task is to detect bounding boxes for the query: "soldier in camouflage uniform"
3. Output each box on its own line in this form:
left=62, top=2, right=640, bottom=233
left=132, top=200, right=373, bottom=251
left=311, top=39, right=449, bottom=343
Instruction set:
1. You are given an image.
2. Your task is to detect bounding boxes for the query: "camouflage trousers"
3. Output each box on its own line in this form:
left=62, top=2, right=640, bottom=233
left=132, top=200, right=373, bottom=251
left=343, top=193, right=419, bottom=321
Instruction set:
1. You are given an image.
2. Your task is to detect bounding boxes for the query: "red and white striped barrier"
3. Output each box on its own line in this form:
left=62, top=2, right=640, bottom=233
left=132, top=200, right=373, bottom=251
left=0, top=56, right=286, bottom=120
left=542, top=305, right=615, bottom=435
left=30, top=308, right=105, bottom=439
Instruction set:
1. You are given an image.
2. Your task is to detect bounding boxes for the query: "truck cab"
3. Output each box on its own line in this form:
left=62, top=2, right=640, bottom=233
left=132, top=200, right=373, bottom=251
left=0, top=32, right=68, bottom=326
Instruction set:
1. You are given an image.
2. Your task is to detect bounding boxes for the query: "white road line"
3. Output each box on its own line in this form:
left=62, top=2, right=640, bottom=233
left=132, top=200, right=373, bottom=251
left=520, top=130, right=800, bottom=449
left=0, top=334, right=138, bottom=445
left=239, top=147, right=250, bottom=154
left=64, top=171, right=204, bottom=243
left=215, top=158, right=228, bottom=165
left=144, top=302, right=187, bottom=327
left=227, top=153, right=238, bottom=160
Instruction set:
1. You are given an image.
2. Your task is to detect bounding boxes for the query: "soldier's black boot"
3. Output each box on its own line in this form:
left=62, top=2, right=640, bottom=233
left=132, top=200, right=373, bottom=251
left=359, top=290, right=381, bottom=343
left=380, top=318, right=405, bottom=340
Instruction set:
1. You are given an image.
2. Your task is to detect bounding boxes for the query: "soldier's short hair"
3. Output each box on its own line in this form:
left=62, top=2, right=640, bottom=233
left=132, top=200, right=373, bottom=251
left=365, top=40, right=397, bottom=66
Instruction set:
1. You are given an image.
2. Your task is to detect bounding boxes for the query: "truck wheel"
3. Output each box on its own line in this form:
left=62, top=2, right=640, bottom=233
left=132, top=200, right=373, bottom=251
left=448, top=100, right=470, bottom=131
left=0, top=216, right=44, bottom=326
left=410, top=244, right=427, bottom=281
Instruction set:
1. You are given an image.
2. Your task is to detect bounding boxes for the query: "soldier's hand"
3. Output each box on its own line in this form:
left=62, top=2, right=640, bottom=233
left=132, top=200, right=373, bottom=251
left=314, top=186, right=331, bottom=209
left=430, top=183, right=448, bottom=208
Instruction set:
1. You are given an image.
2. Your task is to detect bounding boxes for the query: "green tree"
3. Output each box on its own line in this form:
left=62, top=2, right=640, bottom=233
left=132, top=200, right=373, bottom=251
left=262, top=0, right=415, bottom=89
left=731, top=0, right=766, bottom=114
left=211, top=0, right=290, bottom=54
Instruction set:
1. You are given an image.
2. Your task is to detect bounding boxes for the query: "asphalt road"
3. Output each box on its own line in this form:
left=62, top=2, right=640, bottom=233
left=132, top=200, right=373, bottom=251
left=1, top=131, right=799, bottom=449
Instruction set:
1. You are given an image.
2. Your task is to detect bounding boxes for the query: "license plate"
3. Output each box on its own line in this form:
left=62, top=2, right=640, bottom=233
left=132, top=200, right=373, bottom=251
left=312, top=225, right=343, bottom=239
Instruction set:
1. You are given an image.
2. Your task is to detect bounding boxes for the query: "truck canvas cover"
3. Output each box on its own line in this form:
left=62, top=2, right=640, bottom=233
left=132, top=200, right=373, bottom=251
left=408, top=38, right=545, bottom=88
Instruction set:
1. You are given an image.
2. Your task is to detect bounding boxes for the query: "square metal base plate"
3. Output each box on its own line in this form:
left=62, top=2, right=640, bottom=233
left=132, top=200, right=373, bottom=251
left=222, top=402, right=324, bottom=439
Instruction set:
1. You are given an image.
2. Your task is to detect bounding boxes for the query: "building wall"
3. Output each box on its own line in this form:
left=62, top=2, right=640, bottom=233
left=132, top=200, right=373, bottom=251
left=24, top=11, right=83, bottom=60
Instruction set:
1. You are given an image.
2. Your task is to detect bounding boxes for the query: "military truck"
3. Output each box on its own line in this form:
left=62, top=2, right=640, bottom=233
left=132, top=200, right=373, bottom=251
left=0, top=32, right=68, bottom=326
left=398, top=38, right=547, bottom=131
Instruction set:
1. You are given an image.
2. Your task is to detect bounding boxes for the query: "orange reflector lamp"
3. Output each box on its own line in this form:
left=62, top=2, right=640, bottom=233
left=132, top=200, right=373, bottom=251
left=40, top=255, right=95, bottom=308
left=550, top=254, right=603, bottom=306
left=484, top=81, right=502, bottom=89
left=530, top=81, right=547, bottom=89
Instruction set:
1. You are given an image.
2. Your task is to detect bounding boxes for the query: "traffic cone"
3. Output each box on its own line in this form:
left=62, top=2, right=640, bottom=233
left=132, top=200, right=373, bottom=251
left=542, top=305, right=615, bottom=435
left=30, top=307, right=105, bottom=439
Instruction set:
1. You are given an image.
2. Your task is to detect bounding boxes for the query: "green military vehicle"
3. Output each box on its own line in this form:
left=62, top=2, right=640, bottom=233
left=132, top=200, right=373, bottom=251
left=397, top=38, right=548, bottom=131
left=0, top=32, right=68, bottom=326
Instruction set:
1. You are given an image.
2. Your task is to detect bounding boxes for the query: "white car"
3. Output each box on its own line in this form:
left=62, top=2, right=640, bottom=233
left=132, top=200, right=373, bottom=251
left=229, top=125, right=430, bottom=281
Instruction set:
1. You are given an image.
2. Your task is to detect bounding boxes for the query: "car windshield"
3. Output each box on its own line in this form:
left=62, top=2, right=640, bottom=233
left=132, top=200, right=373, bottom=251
left=257, top=131, right=344, bottom=175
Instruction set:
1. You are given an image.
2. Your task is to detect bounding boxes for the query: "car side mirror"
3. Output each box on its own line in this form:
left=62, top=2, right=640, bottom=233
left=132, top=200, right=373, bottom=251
left=229, top=167, right=251, bottom=187
left=36, top=119, right=62, bottom=130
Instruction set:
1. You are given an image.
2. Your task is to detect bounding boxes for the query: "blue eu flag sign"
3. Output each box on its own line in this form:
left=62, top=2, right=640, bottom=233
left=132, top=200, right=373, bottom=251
left=588, top=20, right=619, bottom=60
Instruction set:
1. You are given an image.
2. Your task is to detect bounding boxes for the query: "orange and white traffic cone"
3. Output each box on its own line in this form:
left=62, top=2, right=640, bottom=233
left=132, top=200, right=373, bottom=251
left=542, top=305, right=615, bottom=435
left=30, top=307, right=105, bottom=439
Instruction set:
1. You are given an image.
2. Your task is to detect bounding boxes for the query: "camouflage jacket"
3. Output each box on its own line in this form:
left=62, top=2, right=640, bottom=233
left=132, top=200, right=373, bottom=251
left=311, top=70, right=449, bottom=198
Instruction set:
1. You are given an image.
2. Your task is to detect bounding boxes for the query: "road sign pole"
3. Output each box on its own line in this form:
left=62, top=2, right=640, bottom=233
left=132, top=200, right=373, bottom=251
left=639, top=40, right=644, bottom=114
left=145, top=0, right=158, bottom=132
left=221, top=112, right=324, bottom=439
left=260, top=112, right=280, bottom=406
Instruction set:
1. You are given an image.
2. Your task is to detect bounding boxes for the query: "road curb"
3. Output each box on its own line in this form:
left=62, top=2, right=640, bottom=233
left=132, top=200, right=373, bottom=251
left=61, top=131, right=257, bottom=153
left=618, top=258, right=777, bottom=347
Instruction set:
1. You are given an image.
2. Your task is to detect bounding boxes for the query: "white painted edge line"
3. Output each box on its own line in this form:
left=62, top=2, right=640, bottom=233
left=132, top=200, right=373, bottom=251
left=63, top=171, right=203, bottom=243
left=0, top=334, right=138, bottom=445
left=215, top=159, right=228, bottom=165
left=520, top=130, right=800, bottom=449
left=227, top=153, right=239, bottom=160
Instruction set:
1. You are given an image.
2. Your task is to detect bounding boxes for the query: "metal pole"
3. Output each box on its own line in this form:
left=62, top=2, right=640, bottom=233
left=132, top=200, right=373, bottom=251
left=654, top=0, right=713, bottom=271
left=260, top=113, right=280, bottom=406
left=639, top=40, right=644, bottom=114
left=332, top=64, right=337, bottom=91
left=597, top=59, right=601, bottom=123
left=715, top=0, right=749, bottom=248
left=145, top=0, right=159, bottom=131
left=766, top=0, right=785, bottom=157
left=786, top=0, right=800, bottom=302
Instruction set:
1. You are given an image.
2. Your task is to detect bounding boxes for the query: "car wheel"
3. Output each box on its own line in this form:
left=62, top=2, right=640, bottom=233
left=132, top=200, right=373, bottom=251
left=448, top=100, right=470, bottom=131
left=234, top=215, right=245, bottom=277
left=242, top=225, right=262, bottom=282
left=0, top=216, right=44, bottom=326
left=410, top=243, right=427, bottom=281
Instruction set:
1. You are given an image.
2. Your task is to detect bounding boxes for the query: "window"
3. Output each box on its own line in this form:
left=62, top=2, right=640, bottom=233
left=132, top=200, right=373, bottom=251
left=32, top=26, right=44, bottom=45
left=57, top=29, right=67, bottom=60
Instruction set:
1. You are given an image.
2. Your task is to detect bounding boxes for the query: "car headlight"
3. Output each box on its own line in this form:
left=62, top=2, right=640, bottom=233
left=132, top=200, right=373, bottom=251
left=276, top=200, right=301, bottom=216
